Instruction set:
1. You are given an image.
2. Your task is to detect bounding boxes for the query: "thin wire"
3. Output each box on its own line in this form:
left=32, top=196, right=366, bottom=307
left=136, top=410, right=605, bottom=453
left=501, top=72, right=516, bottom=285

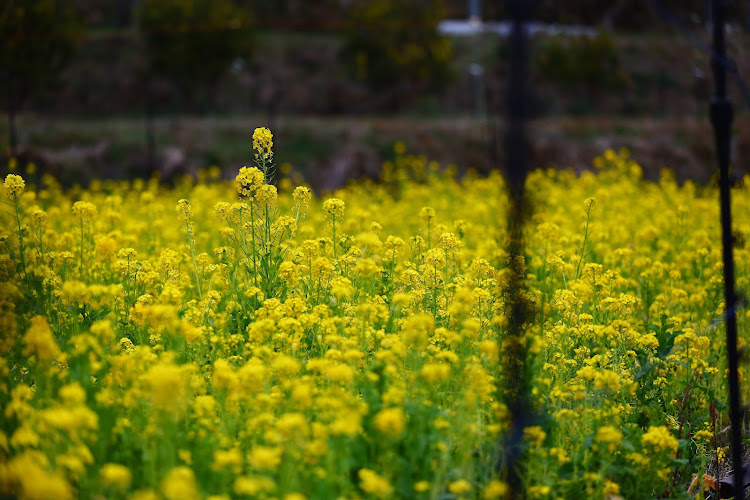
left=646, top=0, right=750, bottom=109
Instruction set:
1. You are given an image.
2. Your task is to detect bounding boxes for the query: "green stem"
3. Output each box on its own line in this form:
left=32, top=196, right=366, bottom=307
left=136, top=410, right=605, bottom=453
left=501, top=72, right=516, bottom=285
left=185, top=224, right=202, bottom=300
left=234, top=210, right=250, bottom=261
left=575, top=206, right=593, bottom=280
left=36, top=225, right=45, bottom=266
left=262, top=202, right=273, bottom=296
left=332, top=215, right=337, bottom=261
left=79, top=217, right=85, bottom=280
left=433, top=264, right=439, bottom=317
left=250, top=202, right=259, bottom=287
left=265, top=203, right=272, bottom=256
left=13, top=194, right=29, bottom=286
left=309, top=255, right=314, bottom=304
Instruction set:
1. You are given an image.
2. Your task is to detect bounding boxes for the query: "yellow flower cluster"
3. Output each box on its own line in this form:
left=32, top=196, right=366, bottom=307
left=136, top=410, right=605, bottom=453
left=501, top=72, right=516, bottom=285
left=252, top=126, right=274, bottom=160
left=236, top=166, right=265, bottom=197
left=322, top=197, right=345, bottom=218
left=1, top=144, right=747, bottom=499
left=642, top=425, right=679, bottom=455
left=358, top=468, right=392, bottom=498
left=3, top=173, right=24, bottom=197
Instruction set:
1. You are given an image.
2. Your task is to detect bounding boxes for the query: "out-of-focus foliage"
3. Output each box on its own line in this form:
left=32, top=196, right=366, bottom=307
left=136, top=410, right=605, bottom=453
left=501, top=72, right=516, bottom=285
left=238, top=0, right=342, bottom=29
left=487, top=0, right=710, bottom=31
left=51, top=0, right=750, bottom=32
left=0, top=0, right=84, bottom=105
left=340, top=0, right=454, bottom=94
left=136, top=0, right=253, bottom=103
left=534, top=32, right=627, bottom=90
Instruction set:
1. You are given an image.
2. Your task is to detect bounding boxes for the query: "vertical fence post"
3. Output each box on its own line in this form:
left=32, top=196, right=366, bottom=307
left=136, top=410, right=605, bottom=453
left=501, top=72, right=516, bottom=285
left=496, top=0, right=534, bottom=495
left=710, top=0, right=743, bottom=497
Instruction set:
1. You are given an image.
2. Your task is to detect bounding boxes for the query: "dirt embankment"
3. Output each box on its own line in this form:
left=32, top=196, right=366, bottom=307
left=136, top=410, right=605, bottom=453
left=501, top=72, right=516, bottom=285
left=6, top=114, right=745, bottom=191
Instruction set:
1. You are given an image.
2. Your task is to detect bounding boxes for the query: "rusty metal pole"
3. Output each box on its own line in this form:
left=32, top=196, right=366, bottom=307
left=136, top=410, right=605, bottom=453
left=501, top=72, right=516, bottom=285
left=710, top=0, right=743, bottom=497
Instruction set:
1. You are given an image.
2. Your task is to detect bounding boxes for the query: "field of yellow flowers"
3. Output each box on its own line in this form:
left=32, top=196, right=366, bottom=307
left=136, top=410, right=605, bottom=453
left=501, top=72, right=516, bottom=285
left=1, top=128, right=748, bottom=499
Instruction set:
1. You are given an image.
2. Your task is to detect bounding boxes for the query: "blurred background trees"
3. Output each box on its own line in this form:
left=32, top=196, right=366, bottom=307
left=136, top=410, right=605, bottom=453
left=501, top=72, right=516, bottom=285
left=0, top=0, right=83, bottom=155
left=3, top=0, right=750, bottom=186
left=340, top=0, right=454, bottom=106
left=136, top=0, right=254, bottom=110
left=5, top=0, right=749, bottom=118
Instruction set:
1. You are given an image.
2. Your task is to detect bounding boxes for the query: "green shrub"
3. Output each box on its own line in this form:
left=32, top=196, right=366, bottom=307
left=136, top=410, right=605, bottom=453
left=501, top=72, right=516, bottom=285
left=136, top=0, right=254, bottom=105
left=534, top=31, right=627, bottom=91
left=0, top=0, right=84, bottom=152
left=341, top=0, right=454, bottom=94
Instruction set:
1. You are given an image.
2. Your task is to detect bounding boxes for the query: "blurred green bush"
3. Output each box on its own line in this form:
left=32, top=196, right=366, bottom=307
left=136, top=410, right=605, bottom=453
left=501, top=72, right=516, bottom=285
left=534, top=32, right=627, bottom=91
left=136, top=0, right=254, bottom=106
left=340, top=0, right=455, bottom=97
left=0, top=0, right=84, bottom=107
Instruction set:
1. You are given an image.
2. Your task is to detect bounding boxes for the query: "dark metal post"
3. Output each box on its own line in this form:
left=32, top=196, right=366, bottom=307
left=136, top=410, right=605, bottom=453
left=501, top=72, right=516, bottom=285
left=710, top=1, right=743, bottom=497
left=496, top=0, right=534, bottom=496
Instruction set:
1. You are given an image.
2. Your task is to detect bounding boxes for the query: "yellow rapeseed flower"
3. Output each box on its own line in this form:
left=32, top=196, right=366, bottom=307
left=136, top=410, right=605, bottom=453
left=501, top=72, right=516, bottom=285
left=233, top=475, right=275, bottom=496
left=142, top=361, right=195, bottom=413
left=247, top=445, right=282, bottom=470
left=2, top=451, right=73, bottom=500
left=419, top=206, right=435, bottom=222
left=604, top=480, right=620, bottom=495
left=373, top=407, right=405, bottom=436
left=642, top=425, right=679, bottom=455
left=161, top=466, right=199, bottom=500
left=71, top=201, right=98, bottom=222
left=252, top=127, right=273, bottom=160
left=100, top=463, right=132, bottom=489
left=449, top=479, right=472, bottom=495
left=323, top=198, right=345, bottom=218
left=483, top=480, right=509, bottom=499
left=3, top=174, right=25, bottom=197
left=358, top=468, right=392, bottom=499
left=236, top=166, right=265, bottom=197
left=523, top=426, right=547, bottom=448
left=175, top=199, right=192, bottom=223
left=596, top=425, right=623, bottom=453
left=421, top=362, right=451, bottom=383
left=528, top=485, right=551, bottom=498
left=22, top=316, right=62, bottom=363
left=212, top=448, right=243, bottom=472
left=414, top=481, right=430, bottom=492
left=293, top=186, right=312, bottom=206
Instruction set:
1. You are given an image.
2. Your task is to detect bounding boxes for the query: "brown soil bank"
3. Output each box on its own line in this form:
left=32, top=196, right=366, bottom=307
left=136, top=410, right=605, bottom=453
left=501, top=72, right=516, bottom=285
left=4, top=114, right=746, bottom=191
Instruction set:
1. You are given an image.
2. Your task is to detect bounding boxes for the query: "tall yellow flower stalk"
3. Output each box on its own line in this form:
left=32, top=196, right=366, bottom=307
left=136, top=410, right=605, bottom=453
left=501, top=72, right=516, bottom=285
left=4, top=174, right=28, bottom=287
left=231, top=128, right=308, bottom=300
